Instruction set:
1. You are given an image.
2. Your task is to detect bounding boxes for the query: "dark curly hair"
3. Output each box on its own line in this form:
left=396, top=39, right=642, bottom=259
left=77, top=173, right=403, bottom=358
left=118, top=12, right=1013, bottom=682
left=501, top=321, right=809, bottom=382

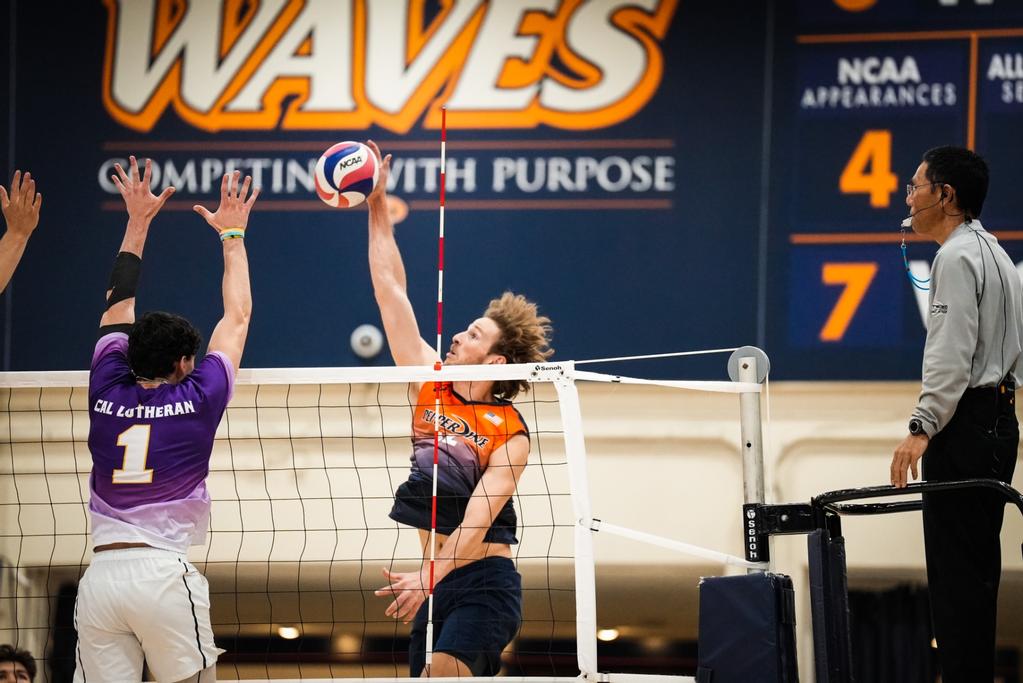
left=128, top=311, right=202, bottom=380
left=0, top=644, right=36, bottom=681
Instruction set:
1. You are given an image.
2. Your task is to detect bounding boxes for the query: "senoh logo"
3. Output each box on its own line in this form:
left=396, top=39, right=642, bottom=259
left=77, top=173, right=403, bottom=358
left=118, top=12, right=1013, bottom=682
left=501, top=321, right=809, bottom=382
left=102, top=0, right=679, bottom=133
left=743, top=504, right=763, bottom=561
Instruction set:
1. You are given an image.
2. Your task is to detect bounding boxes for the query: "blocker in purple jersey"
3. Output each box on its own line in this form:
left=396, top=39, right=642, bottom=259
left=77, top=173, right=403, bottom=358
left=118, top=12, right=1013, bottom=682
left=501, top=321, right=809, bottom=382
left=314, top=140, right=379, bottom=208
left=87, top=331, right=234, bottom=553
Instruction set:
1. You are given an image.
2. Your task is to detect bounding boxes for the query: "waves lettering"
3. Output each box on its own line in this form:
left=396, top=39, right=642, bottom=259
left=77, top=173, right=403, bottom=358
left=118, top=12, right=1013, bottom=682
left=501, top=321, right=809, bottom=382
left=102, top=0, right=678, bottom=133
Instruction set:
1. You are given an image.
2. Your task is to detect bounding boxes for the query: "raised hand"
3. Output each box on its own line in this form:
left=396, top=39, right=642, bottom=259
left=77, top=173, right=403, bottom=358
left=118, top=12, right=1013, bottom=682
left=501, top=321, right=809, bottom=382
left=193, top=171, right=259, bottom=235
left=0, top=170, right=42, bottom=239
left=111, top=156, right=174, bottom=222
left=366, top=140, right=391, bottom=201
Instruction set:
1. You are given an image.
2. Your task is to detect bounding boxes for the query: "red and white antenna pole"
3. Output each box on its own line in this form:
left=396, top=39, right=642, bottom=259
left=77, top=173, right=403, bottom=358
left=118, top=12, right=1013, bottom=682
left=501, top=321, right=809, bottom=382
left=436, top=108, right=447, bottom=358
left=425, top=106, right=447, bottom=669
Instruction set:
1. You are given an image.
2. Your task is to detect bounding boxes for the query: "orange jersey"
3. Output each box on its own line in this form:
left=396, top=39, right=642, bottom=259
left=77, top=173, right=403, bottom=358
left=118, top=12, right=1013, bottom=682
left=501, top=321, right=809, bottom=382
left=411, top=382, right=528, bottom=469
left=389, top=382, right=529, bottom=544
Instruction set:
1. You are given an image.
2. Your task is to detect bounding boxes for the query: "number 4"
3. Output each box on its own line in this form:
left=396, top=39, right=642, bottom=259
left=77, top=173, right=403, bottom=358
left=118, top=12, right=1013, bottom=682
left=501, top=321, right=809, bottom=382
left=113, top=424, right=154, bottom=484
left=840, top=130, right=898, bottom=208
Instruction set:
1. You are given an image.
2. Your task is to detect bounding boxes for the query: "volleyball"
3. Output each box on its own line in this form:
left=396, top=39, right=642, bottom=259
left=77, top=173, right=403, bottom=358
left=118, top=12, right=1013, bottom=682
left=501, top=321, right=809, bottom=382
left=314, top=141, right=379, bottom=208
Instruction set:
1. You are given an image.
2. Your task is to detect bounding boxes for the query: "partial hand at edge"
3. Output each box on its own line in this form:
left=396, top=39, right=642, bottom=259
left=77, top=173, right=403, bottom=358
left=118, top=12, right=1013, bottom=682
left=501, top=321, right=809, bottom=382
left=0, top=170, right=42, bottom=239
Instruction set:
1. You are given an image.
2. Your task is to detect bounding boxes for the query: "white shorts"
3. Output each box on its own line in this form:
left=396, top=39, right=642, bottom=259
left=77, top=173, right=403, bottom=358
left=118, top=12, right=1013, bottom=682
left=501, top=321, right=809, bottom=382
left=73, top=548, right=223, bottom=682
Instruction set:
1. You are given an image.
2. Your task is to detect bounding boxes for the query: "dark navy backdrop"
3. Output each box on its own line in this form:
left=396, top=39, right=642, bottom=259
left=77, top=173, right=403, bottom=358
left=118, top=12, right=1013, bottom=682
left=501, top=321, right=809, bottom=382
left=768, top=0, right=1023, bottom=379
left=1, top=0, right=766, bottom=378
left=3, top=1, right=1022, bottom=379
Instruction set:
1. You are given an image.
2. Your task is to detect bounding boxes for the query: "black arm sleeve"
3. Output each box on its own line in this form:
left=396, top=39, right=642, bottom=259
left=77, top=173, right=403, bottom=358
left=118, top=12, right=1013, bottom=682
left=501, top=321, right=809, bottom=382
left=105, top=251, right=142, bottom=309
left=98, top=323, right=133, bottom=338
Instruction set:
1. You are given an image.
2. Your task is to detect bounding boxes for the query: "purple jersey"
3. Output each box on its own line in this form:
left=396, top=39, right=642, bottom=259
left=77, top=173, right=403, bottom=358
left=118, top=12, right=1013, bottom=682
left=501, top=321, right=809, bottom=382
left=87, top=332, right=234, bottom=552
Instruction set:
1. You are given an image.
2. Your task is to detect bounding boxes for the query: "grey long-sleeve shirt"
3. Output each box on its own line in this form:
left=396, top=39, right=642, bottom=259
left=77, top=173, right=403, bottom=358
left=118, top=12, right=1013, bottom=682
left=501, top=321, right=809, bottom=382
left=912, top=221, right=1023, bottom=437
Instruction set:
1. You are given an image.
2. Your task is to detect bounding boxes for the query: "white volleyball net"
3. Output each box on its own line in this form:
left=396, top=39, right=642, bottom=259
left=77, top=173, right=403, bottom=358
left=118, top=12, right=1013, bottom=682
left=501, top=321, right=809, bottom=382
left=0, top=360, right=765, bottom=682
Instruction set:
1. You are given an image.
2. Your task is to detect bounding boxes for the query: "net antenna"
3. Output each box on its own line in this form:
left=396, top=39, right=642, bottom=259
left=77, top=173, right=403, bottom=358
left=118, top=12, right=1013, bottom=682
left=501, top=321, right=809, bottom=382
left=425, top=105, right=448, bottom=669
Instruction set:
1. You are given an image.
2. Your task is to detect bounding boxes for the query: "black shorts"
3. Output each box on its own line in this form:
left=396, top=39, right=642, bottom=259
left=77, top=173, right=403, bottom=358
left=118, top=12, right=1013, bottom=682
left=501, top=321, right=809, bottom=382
left=409, top=556, right=522, bottom=676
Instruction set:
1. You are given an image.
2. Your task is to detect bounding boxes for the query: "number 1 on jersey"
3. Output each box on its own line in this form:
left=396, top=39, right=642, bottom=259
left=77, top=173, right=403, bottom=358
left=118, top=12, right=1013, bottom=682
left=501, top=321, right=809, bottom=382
left=113, top=424, right=154, bottom=484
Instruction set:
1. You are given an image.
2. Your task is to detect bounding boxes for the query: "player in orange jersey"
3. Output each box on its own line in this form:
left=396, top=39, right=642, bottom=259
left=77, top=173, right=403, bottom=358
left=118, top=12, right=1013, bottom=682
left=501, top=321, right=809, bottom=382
left=365, top=141, right=553, bottom=677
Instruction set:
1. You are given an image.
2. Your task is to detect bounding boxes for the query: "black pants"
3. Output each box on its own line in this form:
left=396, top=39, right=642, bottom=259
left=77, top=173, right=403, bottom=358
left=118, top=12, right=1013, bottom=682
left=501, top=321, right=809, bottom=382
left=922, top=381, right=1018, bottom=683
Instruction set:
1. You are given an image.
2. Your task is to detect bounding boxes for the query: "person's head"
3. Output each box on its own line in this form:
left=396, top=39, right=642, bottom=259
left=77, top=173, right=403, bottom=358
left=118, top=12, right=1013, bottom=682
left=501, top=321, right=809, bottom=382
left=127, top=311, right=202, bottom=383
left=907, top=147, right=989, bottom=231
left=0, top=645, right=35, bottom=683
left=446, top=292, right=553, bottom=400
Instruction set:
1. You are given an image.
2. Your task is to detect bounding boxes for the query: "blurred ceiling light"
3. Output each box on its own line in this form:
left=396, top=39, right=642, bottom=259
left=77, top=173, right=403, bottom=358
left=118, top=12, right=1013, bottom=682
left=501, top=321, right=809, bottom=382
left=278, top=626, right=300, bottom=640
left=597, top=628, right=620, bottom=642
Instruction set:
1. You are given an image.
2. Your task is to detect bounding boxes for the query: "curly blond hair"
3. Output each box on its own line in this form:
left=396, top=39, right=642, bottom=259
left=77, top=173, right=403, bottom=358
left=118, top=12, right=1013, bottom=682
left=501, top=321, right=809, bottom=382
left=484, top=292, right=554, bottom=400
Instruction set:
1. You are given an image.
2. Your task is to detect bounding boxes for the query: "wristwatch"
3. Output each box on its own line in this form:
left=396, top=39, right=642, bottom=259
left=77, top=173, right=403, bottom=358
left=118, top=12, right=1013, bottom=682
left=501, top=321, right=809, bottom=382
left=908, top=418, right=925, bottom=436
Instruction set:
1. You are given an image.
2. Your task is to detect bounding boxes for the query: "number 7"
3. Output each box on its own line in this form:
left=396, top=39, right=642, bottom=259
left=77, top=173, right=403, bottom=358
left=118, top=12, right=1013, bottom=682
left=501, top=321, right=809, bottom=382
left=819, top=263, right=878, bottom=342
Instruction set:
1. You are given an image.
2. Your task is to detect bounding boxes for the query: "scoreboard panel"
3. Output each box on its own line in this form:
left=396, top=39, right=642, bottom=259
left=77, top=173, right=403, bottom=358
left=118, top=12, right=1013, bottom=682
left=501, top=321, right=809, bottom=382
left=770, top=0, right=1023, bottom=379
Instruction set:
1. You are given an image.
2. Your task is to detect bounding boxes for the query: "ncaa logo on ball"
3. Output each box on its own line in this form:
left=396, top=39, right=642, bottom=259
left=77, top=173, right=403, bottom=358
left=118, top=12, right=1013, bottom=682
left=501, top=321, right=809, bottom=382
left=315, top=141, right=379, bottom=208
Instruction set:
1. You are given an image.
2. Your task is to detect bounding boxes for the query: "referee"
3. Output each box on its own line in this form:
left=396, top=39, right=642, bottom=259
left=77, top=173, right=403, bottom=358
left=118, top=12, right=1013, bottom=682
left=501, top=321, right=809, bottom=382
left=890, top=146, right=1022, bottom=682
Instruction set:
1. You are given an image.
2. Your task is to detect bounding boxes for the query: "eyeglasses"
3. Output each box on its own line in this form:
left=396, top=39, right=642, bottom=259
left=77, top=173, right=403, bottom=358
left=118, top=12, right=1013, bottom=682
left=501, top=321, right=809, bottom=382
left=906, top=182, right=938, bottom=197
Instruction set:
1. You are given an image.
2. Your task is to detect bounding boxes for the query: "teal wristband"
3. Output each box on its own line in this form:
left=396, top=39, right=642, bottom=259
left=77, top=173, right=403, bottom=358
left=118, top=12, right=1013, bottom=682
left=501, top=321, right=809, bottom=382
left=219, top=229, right=245, bottom=241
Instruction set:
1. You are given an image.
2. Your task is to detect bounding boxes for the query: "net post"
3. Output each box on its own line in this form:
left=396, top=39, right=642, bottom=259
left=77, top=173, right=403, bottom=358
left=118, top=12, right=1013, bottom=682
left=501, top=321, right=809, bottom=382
left=550, top=362, right=599, bottom=676
left=737, top=355, right=767, bottom=573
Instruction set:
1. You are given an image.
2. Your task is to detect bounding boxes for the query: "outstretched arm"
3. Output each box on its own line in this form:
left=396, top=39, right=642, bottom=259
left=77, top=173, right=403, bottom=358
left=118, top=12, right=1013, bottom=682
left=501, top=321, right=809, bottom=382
left=194, top=171, right=258, bottom=375
left=365, top=140, right=437, bottom=367
left=0, top=170, right=42, bottom=293
left=100, top=157, right=175, bottom=330
left=375, top=434, right=530, bottom=622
